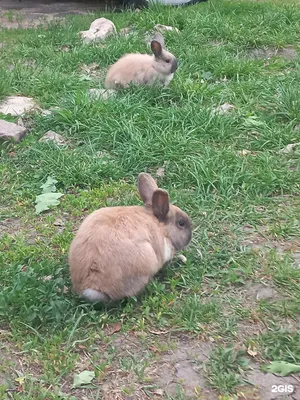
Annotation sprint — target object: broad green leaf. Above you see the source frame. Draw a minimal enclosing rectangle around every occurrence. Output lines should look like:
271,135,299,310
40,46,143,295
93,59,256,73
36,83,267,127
40,176,58,194
35,192,63,214
267,361,300,376
72,370,95,388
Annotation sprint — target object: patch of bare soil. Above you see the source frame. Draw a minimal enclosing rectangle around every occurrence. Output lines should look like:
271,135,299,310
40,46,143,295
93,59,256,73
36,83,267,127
89,334,216,399
205,280,297,343
248,46,298,60
69,332,300,399
0,216,40,245
0,0,120,29
0,334,27,393
1,329,300,399
0,346,14,388
240,224,300,269
155,337,214,399
244,283,279,301
0,212,74,243
56,333,217,399
246,365,299,400
0,217,22,238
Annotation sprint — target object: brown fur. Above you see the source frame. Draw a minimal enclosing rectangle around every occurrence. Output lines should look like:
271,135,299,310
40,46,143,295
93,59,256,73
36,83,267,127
104,34,178,89
68,173,191,302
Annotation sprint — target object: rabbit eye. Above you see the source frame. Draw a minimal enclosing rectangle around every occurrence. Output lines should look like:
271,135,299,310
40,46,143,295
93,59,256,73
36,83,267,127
165,59,171,63
177,219,185,228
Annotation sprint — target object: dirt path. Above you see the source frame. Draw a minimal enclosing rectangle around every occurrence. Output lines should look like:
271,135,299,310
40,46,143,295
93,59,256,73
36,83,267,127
0,0,119,28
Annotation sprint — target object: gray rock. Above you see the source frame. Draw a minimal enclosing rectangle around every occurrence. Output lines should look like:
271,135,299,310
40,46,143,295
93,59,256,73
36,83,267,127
0,96,37,116
79,18,116,43
249,46,297,60
0,119,27,142
213,103,235,114
39,130,66,146
154,24,179,33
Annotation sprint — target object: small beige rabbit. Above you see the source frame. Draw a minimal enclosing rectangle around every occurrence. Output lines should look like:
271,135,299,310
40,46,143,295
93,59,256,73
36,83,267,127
69,173,191,303
104,33,178,89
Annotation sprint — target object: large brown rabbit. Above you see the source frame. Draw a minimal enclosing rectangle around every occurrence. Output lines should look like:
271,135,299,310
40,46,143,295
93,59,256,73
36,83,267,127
69,173,192,303
104,33,178,89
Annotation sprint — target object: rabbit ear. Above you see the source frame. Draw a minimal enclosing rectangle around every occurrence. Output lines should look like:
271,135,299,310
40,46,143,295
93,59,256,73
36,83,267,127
152,32,165,48
152,189,170,221
151,40,163,57
138,173,158,206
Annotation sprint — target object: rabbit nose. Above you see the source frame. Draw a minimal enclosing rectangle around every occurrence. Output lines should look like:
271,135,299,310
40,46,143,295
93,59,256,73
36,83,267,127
171,59,178,73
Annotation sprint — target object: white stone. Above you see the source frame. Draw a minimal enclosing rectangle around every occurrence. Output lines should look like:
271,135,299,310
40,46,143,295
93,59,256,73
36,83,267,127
88,88,116,100
80,18,116,43
39,130,66,146
80,29,97,42
213,103,235,115
0,96,37,116
154,24,180,33
279,142,300,154
0,119,27,142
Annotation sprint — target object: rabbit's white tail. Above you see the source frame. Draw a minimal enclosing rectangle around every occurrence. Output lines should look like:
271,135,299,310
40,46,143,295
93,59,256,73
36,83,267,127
82,289,110,303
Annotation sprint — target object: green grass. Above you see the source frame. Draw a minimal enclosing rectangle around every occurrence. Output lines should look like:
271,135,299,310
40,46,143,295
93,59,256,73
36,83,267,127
1,0,300,398
206,345,249,393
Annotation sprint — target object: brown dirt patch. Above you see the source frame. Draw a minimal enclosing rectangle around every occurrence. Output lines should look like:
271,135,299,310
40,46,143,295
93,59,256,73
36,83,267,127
0,0,120,29
2,329,300,399
0,216,40,245
240,223,300,269
0,217,22,238
156,337,214,399
246,365,300,400
243,283,280,301
93,333,216,399
73,332,300,399
0,333,28,391
0,345,15,388
56,333,216,399
248,46,298,60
